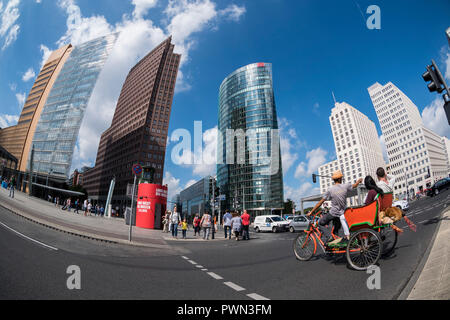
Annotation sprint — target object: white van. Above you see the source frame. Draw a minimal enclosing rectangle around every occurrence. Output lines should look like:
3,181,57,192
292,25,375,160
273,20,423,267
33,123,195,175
253,215,290,233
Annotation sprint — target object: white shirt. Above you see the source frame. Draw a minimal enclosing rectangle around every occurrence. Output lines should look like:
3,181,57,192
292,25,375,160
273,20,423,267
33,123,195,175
377,174,396,193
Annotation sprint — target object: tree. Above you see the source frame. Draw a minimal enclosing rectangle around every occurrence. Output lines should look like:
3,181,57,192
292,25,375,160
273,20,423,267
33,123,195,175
283,199,296,215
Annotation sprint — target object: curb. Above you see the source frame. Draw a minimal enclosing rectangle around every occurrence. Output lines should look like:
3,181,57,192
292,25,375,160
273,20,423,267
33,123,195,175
396,204,449,300
0,200,173,250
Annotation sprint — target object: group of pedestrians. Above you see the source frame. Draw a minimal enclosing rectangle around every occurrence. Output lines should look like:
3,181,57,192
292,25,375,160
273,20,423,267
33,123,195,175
162,206,252,242
53,196,105,217
223,210,251,241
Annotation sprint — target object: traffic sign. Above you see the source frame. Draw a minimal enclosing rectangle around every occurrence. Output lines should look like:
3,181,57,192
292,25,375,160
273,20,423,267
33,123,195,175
132,164,142,176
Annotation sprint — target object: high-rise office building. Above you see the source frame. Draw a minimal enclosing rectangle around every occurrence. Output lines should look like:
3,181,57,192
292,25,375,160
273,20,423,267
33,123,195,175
0,45,72,174
368,82,449,198
217,63,284,217
83,37,180,207
30,33,118,179
319,102,385,205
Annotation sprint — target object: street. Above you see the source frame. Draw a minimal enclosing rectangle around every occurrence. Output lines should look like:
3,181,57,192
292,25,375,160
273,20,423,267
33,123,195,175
0,190,448,300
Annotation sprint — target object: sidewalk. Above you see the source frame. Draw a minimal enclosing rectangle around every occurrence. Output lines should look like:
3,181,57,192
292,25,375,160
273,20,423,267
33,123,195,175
406,206,450,300
0,188,181,249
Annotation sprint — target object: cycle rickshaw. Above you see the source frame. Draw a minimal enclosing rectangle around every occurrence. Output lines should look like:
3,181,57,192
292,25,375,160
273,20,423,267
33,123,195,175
293,192,402,271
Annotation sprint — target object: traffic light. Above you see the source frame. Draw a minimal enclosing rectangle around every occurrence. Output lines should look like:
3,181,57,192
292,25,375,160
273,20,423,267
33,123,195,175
141,166,155,183
312,174,317,184
422,60,445,93
214,186,220,198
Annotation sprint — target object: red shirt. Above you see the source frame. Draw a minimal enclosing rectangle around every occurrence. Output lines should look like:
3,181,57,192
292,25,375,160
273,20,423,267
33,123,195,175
241,213,250,226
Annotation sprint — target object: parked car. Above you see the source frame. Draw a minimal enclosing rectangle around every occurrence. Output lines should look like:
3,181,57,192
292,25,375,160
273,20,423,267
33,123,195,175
393,199,409,211
253,215,290,233
427,178,450,197
288,215,310,233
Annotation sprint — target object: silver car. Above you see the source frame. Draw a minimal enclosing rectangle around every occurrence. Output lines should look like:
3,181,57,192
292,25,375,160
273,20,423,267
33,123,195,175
288,215,310,233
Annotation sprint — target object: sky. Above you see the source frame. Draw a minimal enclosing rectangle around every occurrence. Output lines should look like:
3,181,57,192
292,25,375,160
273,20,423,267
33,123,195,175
0,0,449,208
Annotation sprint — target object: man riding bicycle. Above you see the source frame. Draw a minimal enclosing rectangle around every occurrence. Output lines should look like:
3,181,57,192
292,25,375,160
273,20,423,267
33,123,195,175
307,170,362,246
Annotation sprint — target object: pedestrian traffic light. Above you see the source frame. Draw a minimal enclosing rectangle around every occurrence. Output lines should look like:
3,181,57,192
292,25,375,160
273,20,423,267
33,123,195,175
422,60,445,93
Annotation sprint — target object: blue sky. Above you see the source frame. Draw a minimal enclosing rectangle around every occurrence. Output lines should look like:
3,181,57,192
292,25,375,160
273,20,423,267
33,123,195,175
0,0,449,207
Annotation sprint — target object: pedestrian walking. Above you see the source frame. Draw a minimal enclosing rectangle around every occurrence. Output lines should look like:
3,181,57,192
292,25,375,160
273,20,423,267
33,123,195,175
171,207,180,238
100,206,105,217
193,213,201,236
162,211,170,233
84,199,88,216
87,202,92,216
231,211,242,241
74,199,79,214
67,198,71,212
8,176,15,198
223,210,232,239
200,211,212,240
241,210,251,240
181,218,188,239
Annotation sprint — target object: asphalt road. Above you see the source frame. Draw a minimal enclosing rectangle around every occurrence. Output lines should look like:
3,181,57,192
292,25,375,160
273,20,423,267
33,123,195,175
0,190,448,300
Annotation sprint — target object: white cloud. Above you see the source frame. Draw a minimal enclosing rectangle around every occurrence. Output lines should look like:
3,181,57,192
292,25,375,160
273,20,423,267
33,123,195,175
305,147,328,175
219,4,246,21
15,92,26,108
279,117,303,174
422,97,450,138
132,0,158,19
163,171,182,201
294,162,306,179
0,114,19,128
22,68,36,82
0,0,20,50
39,44,52,69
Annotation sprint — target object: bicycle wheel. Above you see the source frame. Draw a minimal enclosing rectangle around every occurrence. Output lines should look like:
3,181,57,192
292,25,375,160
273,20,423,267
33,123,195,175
379,225,398,257
346,229,382,271
293,232,316,261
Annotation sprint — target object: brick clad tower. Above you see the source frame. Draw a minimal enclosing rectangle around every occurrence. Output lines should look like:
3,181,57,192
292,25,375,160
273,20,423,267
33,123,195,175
84,37,181,207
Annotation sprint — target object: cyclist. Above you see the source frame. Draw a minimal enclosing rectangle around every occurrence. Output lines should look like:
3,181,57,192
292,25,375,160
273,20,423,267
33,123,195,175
307,170,362,245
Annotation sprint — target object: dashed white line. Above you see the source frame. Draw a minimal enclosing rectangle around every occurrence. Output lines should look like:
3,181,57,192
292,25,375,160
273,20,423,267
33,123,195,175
247,293,270,300
181,256,189,260
0,221,58,251
195,265,204,268
224,282,246,292
207,272,223,280
187,260,197,265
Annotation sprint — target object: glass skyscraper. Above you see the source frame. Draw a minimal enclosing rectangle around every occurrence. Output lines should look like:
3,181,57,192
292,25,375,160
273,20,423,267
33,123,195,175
217,63,284,217
31,33,118,178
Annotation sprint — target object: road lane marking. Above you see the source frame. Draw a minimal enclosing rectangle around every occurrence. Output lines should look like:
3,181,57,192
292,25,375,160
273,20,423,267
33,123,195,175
187,260,197,265
207,272,223,280
201,268,208,271
181,256,189,260
0,221,58,251
247,293,270,300
195,265,204,268
224,282,245,292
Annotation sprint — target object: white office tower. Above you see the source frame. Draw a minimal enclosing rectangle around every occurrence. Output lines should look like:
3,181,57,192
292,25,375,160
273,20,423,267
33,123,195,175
319,102,385,206
368,82,449,198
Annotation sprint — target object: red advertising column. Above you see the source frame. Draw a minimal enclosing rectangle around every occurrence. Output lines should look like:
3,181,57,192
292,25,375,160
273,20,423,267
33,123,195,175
136,183,167,229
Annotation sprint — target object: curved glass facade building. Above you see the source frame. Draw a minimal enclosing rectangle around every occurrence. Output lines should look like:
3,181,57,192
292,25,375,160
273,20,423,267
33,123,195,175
31,33,118,178
217,63,284,217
